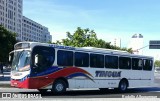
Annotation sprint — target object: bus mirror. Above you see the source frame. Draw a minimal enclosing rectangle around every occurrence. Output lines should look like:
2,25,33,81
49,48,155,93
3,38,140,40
9,52,14,64
8,55,12,65
9,55,11,62
35,54,38,66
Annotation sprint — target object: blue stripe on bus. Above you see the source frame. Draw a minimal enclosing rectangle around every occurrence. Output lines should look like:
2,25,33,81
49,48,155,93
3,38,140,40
30,66,61,77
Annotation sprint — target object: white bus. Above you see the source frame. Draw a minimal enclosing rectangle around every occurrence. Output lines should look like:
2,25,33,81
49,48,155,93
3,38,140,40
9,42,154,93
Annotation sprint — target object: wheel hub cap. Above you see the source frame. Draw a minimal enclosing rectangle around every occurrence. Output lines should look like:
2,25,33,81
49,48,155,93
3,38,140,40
56,84,63,91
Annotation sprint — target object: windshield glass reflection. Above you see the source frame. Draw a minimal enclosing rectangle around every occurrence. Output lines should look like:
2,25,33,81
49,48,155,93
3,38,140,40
11,50,31,72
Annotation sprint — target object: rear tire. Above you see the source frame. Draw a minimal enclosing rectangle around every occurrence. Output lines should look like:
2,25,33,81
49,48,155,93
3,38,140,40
52,80,67,94
118,80,128,92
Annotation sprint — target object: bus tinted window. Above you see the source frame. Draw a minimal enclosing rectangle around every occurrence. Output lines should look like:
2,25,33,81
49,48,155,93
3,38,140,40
57,50,73,66
119,57,131,69
90,54,104,68
32,46,55,73
132,58,143,70
143,59,152,71
105,55,118,69
75,52,89,67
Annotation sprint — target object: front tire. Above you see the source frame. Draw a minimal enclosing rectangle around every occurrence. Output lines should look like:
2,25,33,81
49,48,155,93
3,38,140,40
52,80,67,94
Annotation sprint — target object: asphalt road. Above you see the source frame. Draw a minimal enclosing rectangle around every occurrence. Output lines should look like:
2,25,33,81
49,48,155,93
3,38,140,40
0,87,160,99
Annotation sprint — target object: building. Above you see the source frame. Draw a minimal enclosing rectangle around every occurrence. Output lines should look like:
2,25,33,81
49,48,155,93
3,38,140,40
111,38,121,47
22,16,52,42
128,34,144,54
0,0,52,42
0,0,23,41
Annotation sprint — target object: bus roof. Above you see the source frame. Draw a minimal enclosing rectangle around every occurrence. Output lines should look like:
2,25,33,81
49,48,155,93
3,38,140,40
14,42,153,59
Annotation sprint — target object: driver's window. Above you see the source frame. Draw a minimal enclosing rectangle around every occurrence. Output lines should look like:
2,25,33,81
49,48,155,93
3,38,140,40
32,46,55,73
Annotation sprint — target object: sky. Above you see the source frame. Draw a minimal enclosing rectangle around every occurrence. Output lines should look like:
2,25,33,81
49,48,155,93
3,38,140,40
23,0,160,59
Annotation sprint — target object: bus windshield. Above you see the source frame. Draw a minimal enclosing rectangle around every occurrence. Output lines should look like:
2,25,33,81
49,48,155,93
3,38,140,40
11,50,31,72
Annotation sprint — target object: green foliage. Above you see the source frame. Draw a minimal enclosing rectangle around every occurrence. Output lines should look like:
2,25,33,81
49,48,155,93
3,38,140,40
154,60,160,67
62,27,98,47
0,25,17,63
60,27,133,53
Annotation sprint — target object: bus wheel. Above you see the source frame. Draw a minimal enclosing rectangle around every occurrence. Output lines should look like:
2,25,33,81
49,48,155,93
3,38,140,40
118,80,128,92
52,80,67,94
38,89,47,93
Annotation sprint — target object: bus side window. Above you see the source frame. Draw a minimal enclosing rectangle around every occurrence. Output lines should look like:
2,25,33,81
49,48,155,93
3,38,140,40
138,59,143,69
35,54,47,67
119,57,131,69
90,54,104,68
57,50,73,67
105,55,118,69
75,52,89,67
132,58,142,70
143,59,152,71
32,46,55,73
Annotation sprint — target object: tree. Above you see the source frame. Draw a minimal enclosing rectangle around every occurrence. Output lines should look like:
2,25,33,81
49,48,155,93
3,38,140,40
0,25,17,63
61,27,133,53
62,27,99,47
155,60,160,68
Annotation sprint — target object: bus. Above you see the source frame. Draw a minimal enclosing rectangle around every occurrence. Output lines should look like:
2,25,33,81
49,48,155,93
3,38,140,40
9,42,154,93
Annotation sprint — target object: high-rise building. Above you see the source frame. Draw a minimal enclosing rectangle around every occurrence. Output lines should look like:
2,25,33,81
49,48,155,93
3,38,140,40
22,16,52,42
111,38,121,47
0,0,23,41
128,34,144,54
0,0,52,42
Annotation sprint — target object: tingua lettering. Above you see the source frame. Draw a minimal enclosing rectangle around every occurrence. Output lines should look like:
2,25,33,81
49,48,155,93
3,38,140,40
95,71,121,77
